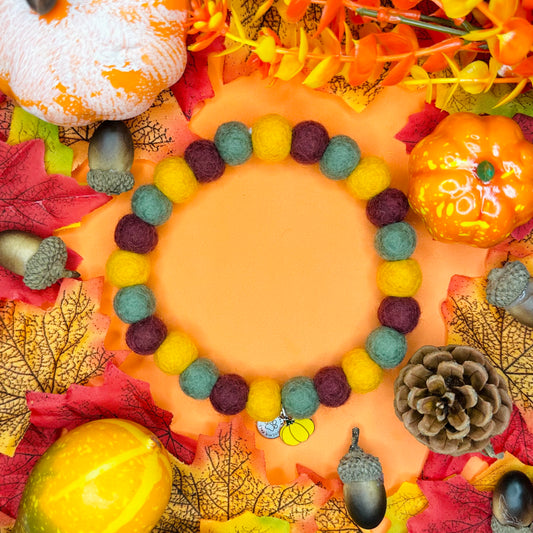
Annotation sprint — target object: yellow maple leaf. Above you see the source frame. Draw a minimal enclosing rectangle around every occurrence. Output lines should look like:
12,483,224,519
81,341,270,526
0,278,126,456
385,482,428,533
472,453,533,492
200,511,290,532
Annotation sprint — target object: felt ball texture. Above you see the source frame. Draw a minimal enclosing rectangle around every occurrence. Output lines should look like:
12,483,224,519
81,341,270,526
341,348,384,393
367,188,410,227
377,258,422,297
125,315,167,355
319,135,361,180
374,222,417,261
180,358,220,399
153,156,198,203
290,121,329,164
114,214,158,254
131,185,173,226
313,366,351,407
113,284,156,324
252,114,292,162
184,139,225,182
378,296,420,334
214,121,253,165
154,330,199,375
210,374,250,415
106,249,150,288
281,376,320,419
246,378,282,421
365,326,407,369
346,156,391,200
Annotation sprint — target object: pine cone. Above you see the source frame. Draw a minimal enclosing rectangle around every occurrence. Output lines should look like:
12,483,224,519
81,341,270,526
394,345,512,456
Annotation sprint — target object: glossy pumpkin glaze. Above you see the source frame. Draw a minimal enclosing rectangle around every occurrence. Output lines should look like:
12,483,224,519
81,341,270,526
1,0,188,126
408,112,533,247
14,419,173,533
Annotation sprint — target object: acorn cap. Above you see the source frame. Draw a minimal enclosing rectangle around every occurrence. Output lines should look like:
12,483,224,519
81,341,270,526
486,261,530,307
490,515,530,533
337,428,384,484
87,169,135,196
23,236,80,290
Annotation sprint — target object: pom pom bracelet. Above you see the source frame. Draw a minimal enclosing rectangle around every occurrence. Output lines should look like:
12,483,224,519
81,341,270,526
106,114,422,442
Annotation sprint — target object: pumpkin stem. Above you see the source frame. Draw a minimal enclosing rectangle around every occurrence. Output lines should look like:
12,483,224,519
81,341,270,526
477,160,495,183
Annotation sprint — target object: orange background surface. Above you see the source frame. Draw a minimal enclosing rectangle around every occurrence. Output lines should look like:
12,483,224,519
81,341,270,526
62,73,490,531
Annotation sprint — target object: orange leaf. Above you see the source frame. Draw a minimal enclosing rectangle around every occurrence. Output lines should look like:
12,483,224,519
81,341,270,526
274,53,304,80
491,17,533,65
422,38,464,72
0,278,127,456
314,0,344,36
303,56,342,88
381,54,416,85
153,417,330,531
347,34,377,86
392,0,423,8
512,55,533,76
286,0,312,22
375,31,413,55
395,24,419,51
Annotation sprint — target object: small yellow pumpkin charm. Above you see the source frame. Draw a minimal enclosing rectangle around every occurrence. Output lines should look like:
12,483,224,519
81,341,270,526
1,0,188,126
279,418,315,446
13,419,173,533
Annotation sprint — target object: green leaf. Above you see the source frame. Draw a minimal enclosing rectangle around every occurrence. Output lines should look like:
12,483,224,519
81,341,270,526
7,107,73,176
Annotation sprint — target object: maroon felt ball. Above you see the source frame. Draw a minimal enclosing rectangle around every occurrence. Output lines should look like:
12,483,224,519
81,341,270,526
290,120,329,164
114,213,158,254
209,374,249,415
313,366,351,407
184,139,226,183
366,188,409,227
125,315,167,355
378,296,421,334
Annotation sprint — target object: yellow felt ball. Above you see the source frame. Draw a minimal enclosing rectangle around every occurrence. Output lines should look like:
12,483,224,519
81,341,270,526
154,331,199,375
377,258,422,297
346,156,391,200
105,250,150,288
246,378,282,421
341,348,383,393
153,156,198,204
251,114,292,162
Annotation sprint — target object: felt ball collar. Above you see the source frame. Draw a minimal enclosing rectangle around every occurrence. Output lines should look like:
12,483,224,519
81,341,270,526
106,114,422,440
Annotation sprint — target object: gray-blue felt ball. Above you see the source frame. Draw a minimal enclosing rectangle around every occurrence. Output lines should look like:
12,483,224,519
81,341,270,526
180,358,220,399
281,376,320,419
374,222,417,261
366,326,407,369
131,184,173,226
319,135,361,180
113,284,156,324
214,121,253,166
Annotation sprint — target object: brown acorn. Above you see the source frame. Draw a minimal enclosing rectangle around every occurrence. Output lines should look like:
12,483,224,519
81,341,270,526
492,470,533,529
87,121,135,195
25,0,57,14
0,231,80,290
337,428,387,529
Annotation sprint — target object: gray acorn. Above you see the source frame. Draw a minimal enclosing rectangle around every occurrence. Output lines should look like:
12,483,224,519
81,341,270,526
25,0,57,14
492,470,533,530
0,231,80,290
337,427,387,530
87,121,135,195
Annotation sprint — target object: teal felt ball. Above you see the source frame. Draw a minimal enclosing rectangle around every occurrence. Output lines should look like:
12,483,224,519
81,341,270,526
374,222,417,261
319,135,361,180
281,376,320,419
365,326,407,369
214,121,253,166
179,358,220,399
131,184,173,226
113,284,156,324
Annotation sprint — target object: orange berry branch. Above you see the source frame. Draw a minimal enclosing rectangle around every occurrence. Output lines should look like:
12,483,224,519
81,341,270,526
188,0,533,106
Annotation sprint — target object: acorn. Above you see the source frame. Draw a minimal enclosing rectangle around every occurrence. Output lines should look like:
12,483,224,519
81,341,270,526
87,121,135,195
25,0,57,14
492,470,533,529
0,231,80,290
337,427,387,529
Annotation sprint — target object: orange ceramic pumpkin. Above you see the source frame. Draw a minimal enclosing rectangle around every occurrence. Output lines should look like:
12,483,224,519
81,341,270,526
408,112,533,248
14,419,173,533
1,0,188,126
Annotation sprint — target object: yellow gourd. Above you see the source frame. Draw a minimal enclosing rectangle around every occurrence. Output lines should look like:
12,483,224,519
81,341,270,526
1,0,188,126
279,418,315,446
14,419,173,533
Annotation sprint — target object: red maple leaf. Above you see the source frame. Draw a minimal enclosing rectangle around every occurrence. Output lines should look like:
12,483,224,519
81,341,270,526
27,363,196,464
421,452,496,481
171,36,225,120
409,476,492,532
0,138,109,304
394,103,449,154
492,405,533,465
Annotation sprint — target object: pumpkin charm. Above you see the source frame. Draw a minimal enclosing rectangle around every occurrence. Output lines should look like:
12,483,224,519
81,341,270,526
279,417,315,446
13,419,173,533
408,112,533,248
1,0,188,126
